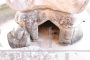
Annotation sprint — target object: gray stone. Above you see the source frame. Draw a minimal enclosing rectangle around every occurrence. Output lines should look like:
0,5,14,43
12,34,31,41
7,26,31,48
15,11,38,41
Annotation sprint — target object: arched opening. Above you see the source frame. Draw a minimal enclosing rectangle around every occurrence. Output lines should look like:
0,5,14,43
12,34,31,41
38,20,60,43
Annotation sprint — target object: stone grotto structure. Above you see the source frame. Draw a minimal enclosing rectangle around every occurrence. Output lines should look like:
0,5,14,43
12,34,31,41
7,0,89,48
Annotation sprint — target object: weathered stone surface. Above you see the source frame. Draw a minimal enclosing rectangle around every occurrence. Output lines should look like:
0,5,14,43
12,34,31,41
6,0,86,46
7,0,89,13
15,11,38,40
15,9,83,45
7,25,31,48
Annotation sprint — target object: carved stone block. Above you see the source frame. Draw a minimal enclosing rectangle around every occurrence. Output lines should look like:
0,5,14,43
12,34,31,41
15,9,83,45
7,0,88,47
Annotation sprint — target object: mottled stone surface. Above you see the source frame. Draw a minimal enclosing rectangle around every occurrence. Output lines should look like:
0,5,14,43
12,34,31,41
7,0,89,13
7,25,31,48
15,9,83,45
15,10,38,40
7,0,87,47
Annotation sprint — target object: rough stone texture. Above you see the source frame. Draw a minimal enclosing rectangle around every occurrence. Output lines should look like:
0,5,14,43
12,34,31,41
7,25,31,48
7,0,87,47
7,0,89,13
15,11,38,40
15,9,83,45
